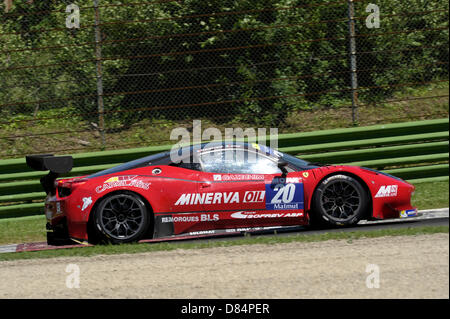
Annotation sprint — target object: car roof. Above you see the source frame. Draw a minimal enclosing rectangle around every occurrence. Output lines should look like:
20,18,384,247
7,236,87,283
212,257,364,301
87,141,313,179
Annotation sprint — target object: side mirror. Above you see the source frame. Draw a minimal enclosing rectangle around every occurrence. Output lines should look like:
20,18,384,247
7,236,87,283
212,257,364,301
277,159,288,176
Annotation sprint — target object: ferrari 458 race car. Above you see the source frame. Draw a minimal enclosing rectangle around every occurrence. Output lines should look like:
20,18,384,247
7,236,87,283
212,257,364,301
26,142,417,245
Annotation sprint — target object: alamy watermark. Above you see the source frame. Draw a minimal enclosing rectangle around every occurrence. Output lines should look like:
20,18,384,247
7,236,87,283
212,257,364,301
65,4,80,29
365,263,380,288
65,263,80,289
169,120,279,164
366,4,380,29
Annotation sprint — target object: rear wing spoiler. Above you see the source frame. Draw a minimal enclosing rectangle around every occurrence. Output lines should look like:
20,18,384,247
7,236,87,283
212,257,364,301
26,154,73,195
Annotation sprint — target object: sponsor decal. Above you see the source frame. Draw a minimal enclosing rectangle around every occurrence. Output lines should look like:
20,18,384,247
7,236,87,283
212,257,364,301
302,172,309,178
242,190,265,203
265,180,304,210
231,211,303,219
189,230,216,236
226,228,249,233
252,143,261,150
272,177,300,184
175,192,241,205
218,174,264,181
81,197,92,211
252,142,282,158
96,175,150,193
104,176,120,183
213,174,222,181
56,202,62,215
400,209,417,218
162,216,198,223
375,185,398,198
162,213,219,223
174,191,265,205
225,226,279,233
226,227,261,232
174,180,303,210
201,213,220,222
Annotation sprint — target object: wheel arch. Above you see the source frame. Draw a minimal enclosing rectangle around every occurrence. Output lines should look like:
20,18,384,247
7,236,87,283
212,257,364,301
309,171,373,220
86,189,155,243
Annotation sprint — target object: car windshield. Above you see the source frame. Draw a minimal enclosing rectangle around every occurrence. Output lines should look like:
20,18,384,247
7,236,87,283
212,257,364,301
199,148,281,174
280,152,312,169
87,151,170,179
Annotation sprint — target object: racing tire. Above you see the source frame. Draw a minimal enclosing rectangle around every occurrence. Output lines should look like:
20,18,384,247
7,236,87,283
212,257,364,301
93,191,150,244
311,174,369,227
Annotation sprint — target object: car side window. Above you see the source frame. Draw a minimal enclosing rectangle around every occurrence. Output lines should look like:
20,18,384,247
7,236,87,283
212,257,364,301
169,153,202,171
170,162,202,171
199,149,281,174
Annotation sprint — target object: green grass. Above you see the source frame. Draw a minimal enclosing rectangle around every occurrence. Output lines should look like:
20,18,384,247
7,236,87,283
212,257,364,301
0,215,46,245
411,181,449,210
0,181,447,247
0,225,447,262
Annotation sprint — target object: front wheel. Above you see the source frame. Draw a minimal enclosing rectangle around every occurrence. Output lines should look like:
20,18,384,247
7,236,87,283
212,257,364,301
311,174,369,227
93,191,150,244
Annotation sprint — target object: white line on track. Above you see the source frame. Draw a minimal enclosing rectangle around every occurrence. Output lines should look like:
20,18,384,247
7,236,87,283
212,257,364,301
0,244,19,253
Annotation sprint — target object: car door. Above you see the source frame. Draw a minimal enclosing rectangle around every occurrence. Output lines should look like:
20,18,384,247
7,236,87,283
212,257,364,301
150,156,203,237
196,146,305,231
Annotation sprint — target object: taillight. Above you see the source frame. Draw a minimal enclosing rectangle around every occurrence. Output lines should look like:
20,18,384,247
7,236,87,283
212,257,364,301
58,186,72,198
57,178,87,198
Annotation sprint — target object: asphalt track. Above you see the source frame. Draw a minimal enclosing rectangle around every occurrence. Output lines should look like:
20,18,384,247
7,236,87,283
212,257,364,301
188,208,449,243
0,208,448,253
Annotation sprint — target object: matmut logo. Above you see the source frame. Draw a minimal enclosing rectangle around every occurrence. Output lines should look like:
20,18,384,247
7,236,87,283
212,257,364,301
375,185,398,198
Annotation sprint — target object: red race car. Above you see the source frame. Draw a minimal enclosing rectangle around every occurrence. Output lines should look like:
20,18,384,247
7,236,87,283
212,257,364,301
26,142,417,245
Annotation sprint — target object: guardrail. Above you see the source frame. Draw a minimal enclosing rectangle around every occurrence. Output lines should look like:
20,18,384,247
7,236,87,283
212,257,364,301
0,118,448,219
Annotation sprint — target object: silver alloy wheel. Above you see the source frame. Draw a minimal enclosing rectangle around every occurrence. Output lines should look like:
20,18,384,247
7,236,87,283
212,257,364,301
98,194,146,240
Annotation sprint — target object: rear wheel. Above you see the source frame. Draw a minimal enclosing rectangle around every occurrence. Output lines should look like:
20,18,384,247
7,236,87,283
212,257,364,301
311,174,368,227
93,191,150,244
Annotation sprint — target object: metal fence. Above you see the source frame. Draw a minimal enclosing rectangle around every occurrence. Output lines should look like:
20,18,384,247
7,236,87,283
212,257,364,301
0,0,448,159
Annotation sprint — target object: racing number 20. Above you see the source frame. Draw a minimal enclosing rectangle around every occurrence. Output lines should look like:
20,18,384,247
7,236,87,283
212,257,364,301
271,183,296,204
